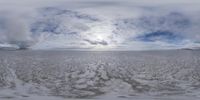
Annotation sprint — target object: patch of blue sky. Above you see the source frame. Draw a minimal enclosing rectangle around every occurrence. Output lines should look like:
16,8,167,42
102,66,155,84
40,7,99,21
31,21,60,34
136,31,184,44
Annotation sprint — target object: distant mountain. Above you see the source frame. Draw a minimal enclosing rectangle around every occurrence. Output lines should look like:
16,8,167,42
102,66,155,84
181,47,200,50
0,44,19,50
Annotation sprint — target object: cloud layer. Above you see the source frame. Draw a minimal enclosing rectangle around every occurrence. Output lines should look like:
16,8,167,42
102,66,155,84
0,0,200,50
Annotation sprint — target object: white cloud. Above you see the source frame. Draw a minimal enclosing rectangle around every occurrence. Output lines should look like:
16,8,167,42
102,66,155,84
0,0,200,50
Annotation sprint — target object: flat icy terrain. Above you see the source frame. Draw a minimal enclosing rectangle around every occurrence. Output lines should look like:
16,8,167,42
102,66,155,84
0,50,200,100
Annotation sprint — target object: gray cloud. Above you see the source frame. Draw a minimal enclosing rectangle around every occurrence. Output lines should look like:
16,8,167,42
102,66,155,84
113,10,200,49
0,13,36,49
84,39,108,46
0,0,200,50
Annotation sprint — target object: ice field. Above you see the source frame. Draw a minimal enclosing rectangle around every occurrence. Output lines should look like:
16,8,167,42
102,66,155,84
0,50,200,100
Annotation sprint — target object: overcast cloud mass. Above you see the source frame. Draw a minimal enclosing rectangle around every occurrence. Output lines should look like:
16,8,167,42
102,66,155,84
0,0,200,50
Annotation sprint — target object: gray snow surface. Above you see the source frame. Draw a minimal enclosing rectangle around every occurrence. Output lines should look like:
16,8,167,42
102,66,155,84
0,50,200,100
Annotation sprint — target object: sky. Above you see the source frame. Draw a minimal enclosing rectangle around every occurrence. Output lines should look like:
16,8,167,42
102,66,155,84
0,0,200,50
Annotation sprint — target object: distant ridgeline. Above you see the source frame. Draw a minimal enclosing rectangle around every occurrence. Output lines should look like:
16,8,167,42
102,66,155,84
0,41,33,50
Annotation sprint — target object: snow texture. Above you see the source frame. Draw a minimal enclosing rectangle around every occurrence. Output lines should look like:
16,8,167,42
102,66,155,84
0,50,200,100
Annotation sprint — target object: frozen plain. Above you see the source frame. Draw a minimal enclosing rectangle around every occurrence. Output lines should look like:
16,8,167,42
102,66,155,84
0,50,200,100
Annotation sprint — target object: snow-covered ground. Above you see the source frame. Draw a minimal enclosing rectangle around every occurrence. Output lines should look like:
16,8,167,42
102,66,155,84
0,50,200,100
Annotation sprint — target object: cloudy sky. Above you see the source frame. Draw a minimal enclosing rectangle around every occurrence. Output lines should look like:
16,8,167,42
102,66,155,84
0,0,200,50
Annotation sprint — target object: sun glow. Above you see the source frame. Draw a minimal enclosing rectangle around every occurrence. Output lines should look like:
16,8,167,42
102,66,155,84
83,21,115,50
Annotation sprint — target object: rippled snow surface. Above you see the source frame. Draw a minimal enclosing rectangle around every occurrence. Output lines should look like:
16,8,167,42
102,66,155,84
0,50,200,100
